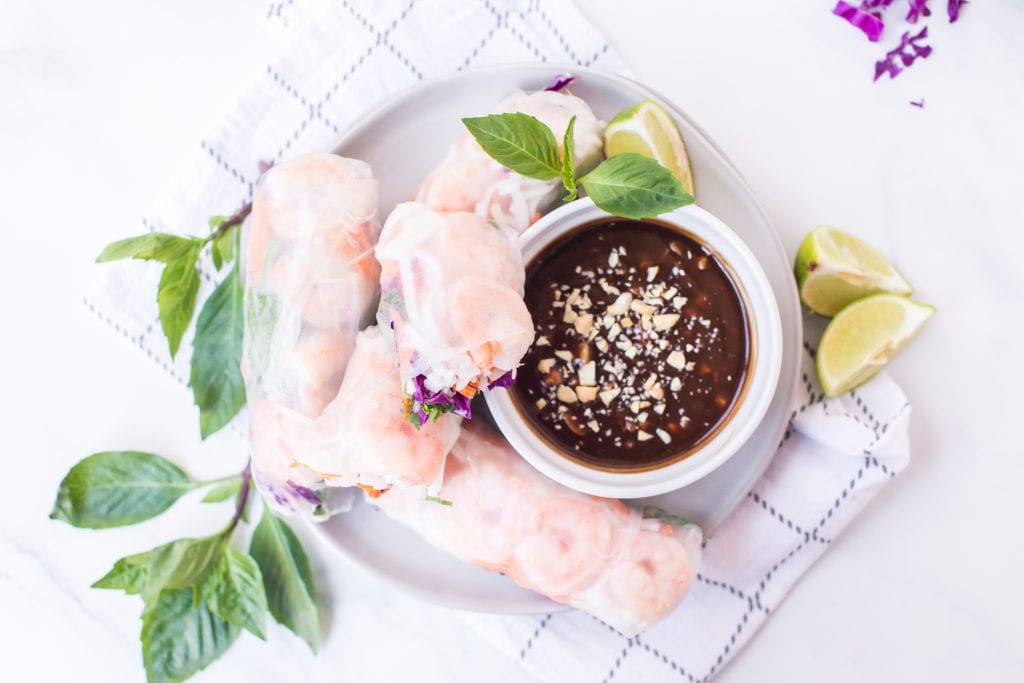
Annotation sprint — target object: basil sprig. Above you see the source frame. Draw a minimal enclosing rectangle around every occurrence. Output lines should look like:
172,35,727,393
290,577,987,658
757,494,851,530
97,203,252,440
52,455,320,682
50,451,207,528
462,110,694,219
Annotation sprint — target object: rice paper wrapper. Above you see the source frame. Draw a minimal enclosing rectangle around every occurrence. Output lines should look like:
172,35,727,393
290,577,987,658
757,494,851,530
376,202,534,397
242,153,381,515
374,423,702,637
416,89,604,234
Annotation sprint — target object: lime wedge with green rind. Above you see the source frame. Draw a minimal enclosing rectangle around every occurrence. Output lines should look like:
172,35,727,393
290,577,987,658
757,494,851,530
816,294,934,397
795,226,912,317
604,100,695,196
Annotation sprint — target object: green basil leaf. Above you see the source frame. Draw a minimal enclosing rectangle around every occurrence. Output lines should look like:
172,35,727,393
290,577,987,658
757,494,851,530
211,228,236,272
93,551,151,594
462,113,561,181
201,549,267,640
189,265,245,438
141,586,239,683
249,508,319,652
640,505,693,529
96,233,200,264
50,451,194,529
157,244,202,358
201,480,241,504
561,115,578,201
578,153,694,219
142,535,225,603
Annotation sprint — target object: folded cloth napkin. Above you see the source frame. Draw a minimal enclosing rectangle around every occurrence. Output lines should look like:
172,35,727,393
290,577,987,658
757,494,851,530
86,1,912,681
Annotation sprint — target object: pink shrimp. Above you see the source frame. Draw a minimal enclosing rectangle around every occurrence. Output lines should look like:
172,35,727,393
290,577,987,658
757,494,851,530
373,424,703,636
289,326,461,490
243,153,381,513
416,89,605,234
375,202,533,396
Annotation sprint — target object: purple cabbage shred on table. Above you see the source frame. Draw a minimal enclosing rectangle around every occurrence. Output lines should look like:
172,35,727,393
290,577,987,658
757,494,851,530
905,0,931,22
833,1,885,41
910,98,925,108
947,0,966,22
832,0,968,81
874,26,932,81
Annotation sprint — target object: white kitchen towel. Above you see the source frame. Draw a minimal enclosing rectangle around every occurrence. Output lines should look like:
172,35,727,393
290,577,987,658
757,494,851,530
85,1,912,681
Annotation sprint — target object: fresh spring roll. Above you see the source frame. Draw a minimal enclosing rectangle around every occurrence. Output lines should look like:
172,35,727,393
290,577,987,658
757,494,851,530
285,326,462,492
243,152,380,512
376,202,534,423
416,88,604,234
373,424,703,636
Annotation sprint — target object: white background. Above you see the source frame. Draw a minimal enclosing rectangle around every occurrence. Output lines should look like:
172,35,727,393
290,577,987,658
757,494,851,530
2,1,1023,681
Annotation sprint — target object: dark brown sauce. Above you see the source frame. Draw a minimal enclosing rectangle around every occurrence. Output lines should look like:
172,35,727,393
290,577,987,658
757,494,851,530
512,218,750,471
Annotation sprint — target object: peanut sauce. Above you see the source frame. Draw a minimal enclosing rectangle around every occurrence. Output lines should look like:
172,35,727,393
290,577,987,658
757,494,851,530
512,219,750,471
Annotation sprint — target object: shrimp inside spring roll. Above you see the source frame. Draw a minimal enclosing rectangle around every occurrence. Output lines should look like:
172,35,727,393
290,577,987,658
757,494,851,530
376,202,534,424
373,423,703,636
243,153,381,512
288,326,462,493
416,89,604,234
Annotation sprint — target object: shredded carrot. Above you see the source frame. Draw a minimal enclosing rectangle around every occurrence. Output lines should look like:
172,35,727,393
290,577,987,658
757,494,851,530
357,483,386,498
457,381,479,399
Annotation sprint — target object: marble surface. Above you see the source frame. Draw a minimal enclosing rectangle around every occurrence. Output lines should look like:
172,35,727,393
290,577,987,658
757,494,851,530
2,0,1023,681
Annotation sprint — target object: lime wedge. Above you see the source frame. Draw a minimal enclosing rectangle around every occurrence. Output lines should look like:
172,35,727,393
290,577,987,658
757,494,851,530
795,226,912,316
604,100,695,196
817,294,934,397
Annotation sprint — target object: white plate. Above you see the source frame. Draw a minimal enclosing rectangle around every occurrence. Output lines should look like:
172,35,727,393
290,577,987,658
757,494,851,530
308,63,802,614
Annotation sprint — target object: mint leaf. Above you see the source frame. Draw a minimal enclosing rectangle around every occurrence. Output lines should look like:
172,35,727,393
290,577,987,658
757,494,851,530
561,115,578,201
462,113,561,181
157,244,202,358
201,549,267,640
189,264,245,439
142,535,225,604
249,508,319,652
578,153,694,219
96,233,200,264
50,451,194,529
141,586,239,683
93,551,151,594
201,480,241,504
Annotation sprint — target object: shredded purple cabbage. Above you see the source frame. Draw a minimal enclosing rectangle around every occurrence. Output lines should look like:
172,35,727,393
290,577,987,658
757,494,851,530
947,0,966,22
864,0,897,13
409,374,473,424
874,26,932,80
833,0,969,82
910,98,925,108
545,74,575,92
905,0,931,22
834,1,885,41
487,370,516,390
256,479,290,508
286,480,322,506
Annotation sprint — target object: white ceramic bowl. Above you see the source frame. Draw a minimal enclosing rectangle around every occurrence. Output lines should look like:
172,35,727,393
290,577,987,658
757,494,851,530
486,198,783,498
